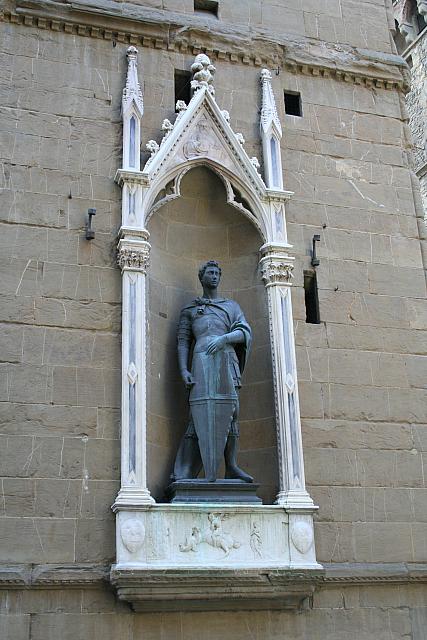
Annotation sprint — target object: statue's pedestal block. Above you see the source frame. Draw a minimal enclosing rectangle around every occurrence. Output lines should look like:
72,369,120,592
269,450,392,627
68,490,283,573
166,479,262,504
111,503,323,611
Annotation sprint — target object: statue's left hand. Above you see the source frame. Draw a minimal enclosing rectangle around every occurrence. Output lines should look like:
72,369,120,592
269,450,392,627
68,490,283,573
206,335,227,354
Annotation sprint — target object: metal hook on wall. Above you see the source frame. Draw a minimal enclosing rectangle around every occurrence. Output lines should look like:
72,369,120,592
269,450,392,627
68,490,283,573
85,208,96,241
311,234,320,267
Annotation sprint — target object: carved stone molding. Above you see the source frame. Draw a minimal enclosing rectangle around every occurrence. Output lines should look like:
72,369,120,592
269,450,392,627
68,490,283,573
1,562,426,590
117,238,150,273
260,257,294,286
111,567,323,611
5,1,408,91
0,564,109,588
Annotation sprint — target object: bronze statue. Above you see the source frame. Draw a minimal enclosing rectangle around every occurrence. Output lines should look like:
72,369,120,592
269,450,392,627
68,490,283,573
171,260,253,484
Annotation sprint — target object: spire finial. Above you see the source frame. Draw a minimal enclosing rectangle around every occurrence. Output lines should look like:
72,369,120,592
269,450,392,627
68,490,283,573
260,68,281,136
122,46,144,116
191,53,216,96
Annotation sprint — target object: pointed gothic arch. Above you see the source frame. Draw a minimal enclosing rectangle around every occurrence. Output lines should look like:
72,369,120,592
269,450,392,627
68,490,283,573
144,158,267,241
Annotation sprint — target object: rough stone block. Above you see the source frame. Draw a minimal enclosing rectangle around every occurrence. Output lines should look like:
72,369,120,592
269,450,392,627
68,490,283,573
3,191,66,228
0,324,23,363
325,383,390,421
391,236,424,268
302,419,413,451
320,290,409,329
51,366,78,405
0,517,75,563
0,434,64,478
368,263,426,297
77,233,117,269
85,438,120,480
3,478,35,517
305,448,358,486
34,478,82,518
80,480,118,518
33,297,121,332
317,258,370,293
0,402,97,437
388,388,427,423
406,355,427,389
299,381,325,418
75,517,115,563
0,614,30,640
30,611,133,640
5,362,51,405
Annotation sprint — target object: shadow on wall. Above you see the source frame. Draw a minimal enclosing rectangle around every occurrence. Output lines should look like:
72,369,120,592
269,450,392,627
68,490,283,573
147,166,278,503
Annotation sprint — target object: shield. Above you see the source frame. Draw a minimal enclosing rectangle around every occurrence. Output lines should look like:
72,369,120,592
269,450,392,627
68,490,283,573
189,350,236,482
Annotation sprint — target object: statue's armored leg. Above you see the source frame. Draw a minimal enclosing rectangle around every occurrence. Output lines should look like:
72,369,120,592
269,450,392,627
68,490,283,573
171,416,202,481
224,400,253,483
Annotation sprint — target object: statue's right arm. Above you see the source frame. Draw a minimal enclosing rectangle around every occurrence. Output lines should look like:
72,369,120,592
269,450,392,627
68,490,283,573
177,308,193,387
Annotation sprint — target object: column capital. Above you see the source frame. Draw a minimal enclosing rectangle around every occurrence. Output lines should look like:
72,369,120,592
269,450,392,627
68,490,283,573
117,233,150,273
259,243,294,287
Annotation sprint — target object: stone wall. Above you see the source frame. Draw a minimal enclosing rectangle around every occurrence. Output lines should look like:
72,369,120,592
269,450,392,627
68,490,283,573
279,64,427,566
0,0,426,637
0,582,426,639
406,33,427,217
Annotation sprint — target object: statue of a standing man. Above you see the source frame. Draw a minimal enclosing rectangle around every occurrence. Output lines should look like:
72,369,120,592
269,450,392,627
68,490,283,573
171,260,253,484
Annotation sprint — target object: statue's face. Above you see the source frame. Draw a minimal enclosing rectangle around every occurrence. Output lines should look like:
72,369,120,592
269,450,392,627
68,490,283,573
201,265,220,290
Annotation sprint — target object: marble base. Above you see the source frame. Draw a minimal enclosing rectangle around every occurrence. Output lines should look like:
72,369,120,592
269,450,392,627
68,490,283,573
111,566,324,611
112,504,322,611
166,479,262,504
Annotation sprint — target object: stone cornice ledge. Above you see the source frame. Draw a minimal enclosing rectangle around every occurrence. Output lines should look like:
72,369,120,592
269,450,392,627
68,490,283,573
0,563,110,588
3,0,410,90
110,567,324,612
323,562,427,584
0,562,426,588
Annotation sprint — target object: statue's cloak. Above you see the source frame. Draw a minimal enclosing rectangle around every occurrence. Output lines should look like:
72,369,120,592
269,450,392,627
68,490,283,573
182,297,252,378
177,297,252,481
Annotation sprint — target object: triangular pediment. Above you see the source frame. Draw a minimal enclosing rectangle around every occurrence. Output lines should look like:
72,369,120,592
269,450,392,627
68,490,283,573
142,87,266,198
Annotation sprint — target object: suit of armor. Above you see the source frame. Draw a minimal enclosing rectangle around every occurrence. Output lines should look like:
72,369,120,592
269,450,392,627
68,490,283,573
171,262,253,483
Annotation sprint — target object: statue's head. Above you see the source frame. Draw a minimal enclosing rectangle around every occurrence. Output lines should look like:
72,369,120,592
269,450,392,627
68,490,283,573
198,260,221,289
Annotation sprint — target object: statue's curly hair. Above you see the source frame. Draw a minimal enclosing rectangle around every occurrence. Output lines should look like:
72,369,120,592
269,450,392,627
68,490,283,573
198,260,222,282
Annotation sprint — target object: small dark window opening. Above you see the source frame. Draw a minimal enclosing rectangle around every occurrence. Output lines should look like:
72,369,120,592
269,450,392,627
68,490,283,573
194,0,218,16
174,70,192,105
304,271,320,324
284,91,302,117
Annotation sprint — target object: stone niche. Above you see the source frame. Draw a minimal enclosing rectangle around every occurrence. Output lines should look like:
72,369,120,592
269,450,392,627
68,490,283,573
111,49,322,613
146,166,278,504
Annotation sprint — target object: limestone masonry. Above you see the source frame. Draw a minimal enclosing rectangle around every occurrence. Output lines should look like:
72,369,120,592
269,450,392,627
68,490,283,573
0,0,426,638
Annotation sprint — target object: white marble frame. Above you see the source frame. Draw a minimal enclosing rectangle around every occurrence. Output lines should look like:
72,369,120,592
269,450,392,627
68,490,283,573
114,49,317,520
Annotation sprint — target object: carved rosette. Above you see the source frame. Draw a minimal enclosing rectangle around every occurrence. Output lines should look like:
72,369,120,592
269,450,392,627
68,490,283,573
260,256,294,287
117,240,150,273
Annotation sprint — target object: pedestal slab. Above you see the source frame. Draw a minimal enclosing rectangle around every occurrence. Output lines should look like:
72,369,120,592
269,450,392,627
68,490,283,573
166,480,262,504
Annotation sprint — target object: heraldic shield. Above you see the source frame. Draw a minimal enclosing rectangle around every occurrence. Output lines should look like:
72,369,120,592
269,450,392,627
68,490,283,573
189,348,238,482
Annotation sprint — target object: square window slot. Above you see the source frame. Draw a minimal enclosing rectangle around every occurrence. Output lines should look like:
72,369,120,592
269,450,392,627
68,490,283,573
284,91,302,117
